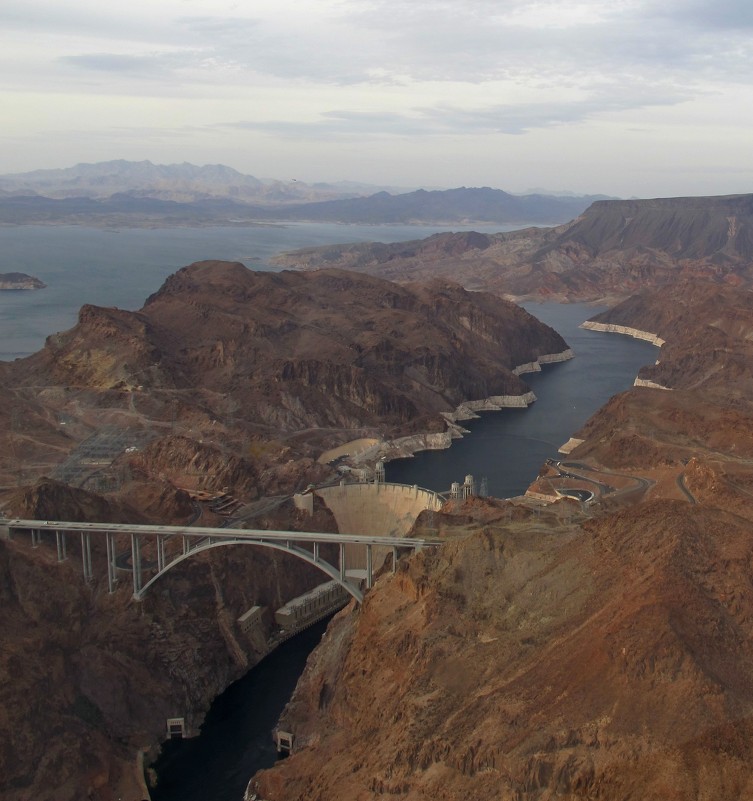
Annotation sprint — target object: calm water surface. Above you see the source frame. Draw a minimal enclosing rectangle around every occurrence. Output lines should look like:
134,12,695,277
151,618,331,801
0,222,509,359
387,302,658,498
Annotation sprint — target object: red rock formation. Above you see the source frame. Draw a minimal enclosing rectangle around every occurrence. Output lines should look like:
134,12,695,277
1,262,569,498
252,501,753,801
0,480,340,801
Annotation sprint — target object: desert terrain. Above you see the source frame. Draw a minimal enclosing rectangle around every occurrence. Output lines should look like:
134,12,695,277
251,276,753,801
274,193,753,302
4,194,753,799
0,259,568,800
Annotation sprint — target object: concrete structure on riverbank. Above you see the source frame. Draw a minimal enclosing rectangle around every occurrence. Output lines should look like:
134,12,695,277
316,482,443,539
315,482,444,571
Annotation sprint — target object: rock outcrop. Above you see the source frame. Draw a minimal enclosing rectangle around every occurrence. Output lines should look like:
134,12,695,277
0,480,341,801
247,274,753,801
0,271,46,290
252,500,753,801
1,262,569,497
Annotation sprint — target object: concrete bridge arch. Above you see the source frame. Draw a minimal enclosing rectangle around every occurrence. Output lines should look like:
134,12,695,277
2,520,439,603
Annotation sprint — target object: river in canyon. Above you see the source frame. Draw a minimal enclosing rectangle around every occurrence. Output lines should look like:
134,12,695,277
149,304,658,799
150,617,332,801
387,302,659,498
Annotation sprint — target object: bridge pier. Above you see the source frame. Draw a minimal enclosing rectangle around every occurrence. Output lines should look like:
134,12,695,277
157,535,166,572
80,532,93,582
131,533,142,596
6,519,439,604
56,530,67,562
392,546,398,574
105,533,116,593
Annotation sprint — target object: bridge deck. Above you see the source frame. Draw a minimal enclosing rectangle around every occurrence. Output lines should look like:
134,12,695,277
3,519,440,549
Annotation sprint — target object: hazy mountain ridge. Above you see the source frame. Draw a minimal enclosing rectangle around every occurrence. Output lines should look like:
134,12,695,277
0,159,346,204
0,160,605,226
247,186,603,225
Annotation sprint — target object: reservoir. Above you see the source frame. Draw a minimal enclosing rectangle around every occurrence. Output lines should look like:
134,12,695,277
387,302,659,498
0,222,509,360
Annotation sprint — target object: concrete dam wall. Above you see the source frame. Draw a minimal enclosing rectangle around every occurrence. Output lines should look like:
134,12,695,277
316,482,443,538
316,482,443,571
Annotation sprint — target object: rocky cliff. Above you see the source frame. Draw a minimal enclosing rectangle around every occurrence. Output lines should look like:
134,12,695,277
245,274,753,800
551,282,753,475
586,282,753,394
0,260,573,799
0,479,339,801
252,499,753,801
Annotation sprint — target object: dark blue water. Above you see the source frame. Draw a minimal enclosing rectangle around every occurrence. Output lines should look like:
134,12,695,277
0,222,510,360
151,617,331,801
387,302,658,498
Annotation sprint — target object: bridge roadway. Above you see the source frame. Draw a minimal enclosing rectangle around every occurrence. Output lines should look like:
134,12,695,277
1,518,441,604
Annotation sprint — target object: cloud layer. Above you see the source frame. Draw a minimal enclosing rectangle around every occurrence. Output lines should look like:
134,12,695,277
1,0,752,195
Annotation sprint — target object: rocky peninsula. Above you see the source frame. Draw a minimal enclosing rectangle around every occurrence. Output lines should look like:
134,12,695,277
0,271,46,290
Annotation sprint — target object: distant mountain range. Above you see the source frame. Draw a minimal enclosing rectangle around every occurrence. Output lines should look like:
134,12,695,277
273,193,753,302
0,160,609,227
0,159,356,204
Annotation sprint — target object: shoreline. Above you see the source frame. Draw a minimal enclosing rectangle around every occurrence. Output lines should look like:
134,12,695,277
556,319,668,454
352,349,574,466
579,320,665,347
580,319,671,391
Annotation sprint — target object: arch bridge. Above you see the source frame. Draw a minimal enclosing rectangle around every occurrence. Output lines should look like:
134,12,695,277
0,518,440,604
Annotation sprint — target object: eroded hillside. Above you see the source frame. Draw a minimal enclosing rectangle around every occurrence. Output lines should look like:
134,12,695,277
250,278,753,800
252,499,753,801
0,261,569,505
273,193,753,301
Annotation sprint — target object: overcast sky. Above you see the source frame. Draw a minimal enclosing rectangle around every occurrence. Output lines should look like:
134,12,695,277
1,0,752,197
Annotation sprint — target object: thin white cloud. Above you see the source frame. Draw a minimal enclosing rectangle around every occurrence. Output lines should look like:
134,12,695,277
226,78,692,139
60,53,177,74
1,0,753,195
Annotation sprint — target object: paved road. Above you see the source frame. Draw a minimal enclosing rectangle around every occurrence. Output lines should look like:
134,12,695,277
558,460,654,501
676,472,697,504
